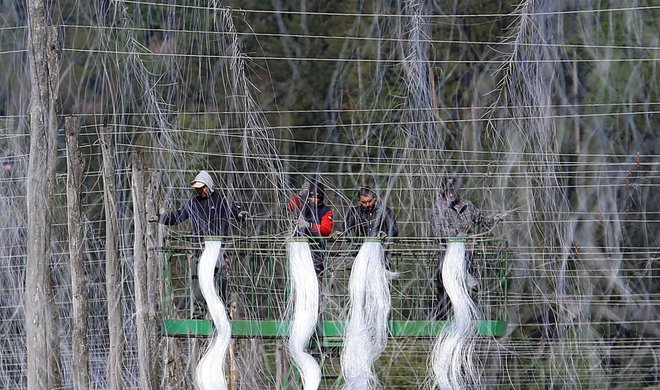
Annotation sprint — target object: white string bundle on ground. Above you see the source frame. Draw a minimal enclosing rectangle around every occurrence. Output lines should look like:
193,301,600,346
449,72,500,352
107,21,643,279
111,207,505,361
341,240,392,390
431,240,481,390
287,240,321,390
196,240,231,390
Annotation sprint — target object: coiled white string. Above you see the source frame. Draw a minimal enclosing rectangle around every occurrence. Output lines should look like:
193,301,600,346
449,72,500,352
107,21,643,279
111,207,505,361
196,240,232,390
341,240,392,390
288,240,322,389
431,241,481,390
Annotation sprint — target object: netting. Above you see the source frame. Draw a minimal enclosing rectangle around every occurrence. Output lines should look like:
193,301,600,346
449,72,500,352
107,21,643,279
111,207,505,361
0,0,657,389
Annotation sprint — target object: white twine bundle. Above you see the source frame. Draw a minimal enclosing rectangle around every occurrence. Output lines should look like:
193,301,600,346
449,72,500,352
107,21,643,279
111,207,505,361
288,240,322,389
341,240,392,390
196,240,232,390
431,241,481,390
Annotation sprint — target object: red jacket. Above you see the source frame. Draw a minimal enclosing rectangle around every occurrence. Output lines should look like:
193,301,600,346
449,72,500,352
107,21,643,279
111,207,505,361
288,195,333,236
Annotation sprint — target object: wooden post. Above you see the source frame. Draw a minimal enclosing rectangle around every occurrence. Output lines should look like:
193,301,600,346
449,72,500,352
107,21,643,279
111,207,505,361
162,338,186,389
146,167,162,386
26,1,62,388
132,152,158,389
101,126,123,390
229,293,239,390
66,116,90,389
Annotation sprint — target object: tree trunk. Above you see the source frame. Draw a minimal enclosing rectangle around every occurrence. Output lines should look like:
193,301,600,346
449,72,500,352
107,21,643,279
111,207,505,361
132,152,152,389
66,116,90,389
25,1,62,389
228,293,238,390
132,151,162,389
162,338,186,389
101,126,123,390
146,167,163,387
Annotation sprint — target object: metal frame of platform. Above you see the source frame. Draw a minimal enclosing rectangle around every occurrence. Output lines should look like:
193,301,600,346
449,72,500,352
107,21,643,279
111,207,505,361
159,235,510,340
162,319,507,338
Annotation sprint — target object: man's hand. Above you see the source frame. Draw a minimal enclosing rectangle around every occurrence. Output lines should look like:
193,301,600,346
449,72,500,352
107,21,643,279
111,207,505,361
376,231,388,242
298,180,311,199
147,213,160,223
330,231,343,241
493,213,504,223
296,219,312,230
238,210,250,220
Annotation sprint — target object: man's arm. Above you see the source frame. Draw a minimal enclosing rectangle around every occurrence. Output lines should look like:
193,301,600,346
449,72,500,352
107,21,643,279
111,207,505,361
287,194,304,213
225,196,242,219
314,209,333,236
471,207,499,233
159,201,190,225
385,207,399,237
469,203,501,234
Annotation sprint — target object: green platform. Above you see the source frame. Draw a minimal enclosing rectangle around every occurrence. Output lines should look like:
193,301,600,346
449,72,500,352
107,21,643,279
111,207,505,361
162,319,506,338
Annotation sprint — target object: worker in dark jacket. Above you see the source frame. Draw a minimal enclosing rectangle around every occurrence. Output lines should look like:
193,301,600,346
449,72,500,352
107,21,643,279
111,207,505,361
431,177,501,319
333,187,398,268
159,170,248,242
158,170,249,314
288,179,333,279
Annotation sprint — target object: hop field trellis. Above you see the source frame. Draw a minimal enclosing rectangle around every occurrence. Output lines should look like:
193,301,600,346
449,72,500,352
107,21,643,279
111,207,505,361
0,0,658,389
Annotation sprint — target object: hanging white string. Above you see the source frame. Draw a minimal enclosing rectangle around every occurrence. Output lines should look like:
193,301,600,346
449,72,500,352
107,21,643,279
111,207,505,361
430,240,481,390
287,240,322,390
341,240,392,390
196,240,232,390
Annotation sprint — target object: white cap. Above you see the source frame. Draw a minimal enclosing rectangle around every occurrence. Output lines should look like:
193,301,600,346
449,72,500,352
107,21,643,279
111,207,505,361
190,170,215,191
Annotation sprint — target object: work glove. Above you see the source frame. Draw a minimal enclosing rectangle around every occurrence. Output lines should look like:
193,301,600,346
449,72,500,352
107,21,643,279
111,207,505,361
376,231,388,242
147,213,160,223
238,210,250,220
295,219,312,230
493,213,504,223
330,231,343,241
298,180,311,199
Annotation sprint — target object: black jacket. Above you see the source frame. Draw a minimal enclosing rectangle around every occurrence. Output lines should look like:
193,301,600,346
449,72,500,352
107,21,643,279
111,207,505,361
345,202,398,238
160,190,241,243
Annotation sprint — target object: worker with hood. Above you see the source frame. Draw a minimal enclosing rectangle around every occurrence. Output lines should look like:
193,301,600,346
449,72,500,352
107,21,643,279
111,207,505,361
158,170,249,315
288,178,333,280
159,170,249,241
430,177,502,320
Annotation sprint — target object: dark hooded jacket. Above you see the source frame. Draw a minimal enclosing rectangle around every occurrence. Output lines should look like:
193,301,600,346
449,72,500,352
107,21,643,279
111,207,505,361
160,171,242,244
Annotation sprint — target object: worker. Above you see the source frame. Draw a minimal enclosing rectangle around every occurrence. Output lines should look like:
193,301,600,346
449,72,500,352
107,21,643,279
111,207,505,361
333,186,398,269
288,178,333,280
157,170,249,316
431,177,501,319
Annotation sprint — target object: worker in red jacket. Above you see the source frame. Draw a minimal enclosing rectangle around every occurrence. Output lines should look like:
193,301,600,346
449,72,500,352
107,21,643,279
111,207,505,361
288,178,333,279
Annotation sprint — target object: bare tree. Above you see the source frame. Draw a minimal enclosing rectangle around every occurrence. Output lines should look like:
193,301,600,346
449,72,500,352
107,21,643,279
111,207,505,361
66,116,90,389
100,126,122,390
132,152,162,389
25,0,62,388
145,167,163,387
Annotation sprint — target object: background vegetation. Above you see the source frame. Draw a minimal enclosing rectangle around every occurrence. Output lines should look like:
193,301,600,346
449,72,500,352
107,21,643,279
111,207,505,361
0,0,657,388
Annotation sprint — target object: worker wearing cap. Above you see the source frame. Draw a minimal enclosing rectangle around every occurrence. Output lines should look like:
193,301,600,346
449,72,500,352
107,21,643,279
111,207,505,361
158,170,249,315
159,170,249,242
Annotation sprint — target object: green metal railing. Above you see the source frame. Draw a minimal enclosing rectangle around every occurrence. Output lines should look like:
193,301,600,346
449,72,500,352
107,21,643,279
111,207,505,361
159,235,510,338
